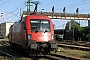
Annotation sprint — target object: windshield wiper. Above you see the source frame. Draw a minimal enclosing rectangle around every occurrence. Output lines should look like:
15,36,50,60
35,30,38,33
35,28,38,33
44,29,48,33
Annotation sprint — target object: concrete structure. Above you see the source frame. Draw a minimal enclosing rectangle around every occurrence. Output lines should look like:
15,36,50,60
0,22,14,38
22,11,90,26
22,11,90,20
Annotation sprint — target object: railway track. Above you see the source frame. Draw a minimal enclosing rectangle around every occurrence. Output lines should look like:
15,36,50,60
0,40,23,59
27,53,83,60
57,41,90,51
0,49,79,60
0,40,84,60
49,53,87,60
0,40,89,60
0,50,16,58
0,40,70,60
57,44,90,51
59,41,90,47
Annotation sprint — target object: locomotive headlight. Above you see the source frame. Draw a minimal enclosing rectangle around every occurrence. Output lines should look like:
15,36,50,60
52,35,54,40
28,34,32,40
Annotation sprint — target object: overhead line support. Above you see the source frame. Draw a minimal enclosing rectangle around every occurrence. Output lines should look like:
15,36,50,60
27,0,30,15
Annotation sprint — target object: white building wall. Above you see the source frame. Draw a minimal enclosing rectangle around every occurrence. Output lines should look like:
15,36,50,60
6,23,14,37
0,24,1,34
1,23,6,38
0,22,14,38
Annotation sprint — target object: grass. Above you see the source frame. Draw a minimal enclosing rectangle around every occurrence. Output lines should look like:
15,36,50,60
0,56,32,60
0,53,32,60
57,47,90,59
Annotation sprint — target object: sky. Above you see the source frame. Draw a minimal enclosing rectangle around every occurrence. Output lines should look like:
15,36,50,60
0,0,89,29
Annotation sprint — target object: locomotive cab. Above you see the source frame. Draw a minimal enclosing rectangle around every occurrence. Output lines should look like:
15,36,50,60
9,15,57,55
25,15,57,55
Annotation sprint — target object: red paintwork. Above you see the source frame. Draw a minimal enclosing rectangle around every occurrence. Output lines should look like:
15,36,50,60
25,15,54,42
10,15,54,43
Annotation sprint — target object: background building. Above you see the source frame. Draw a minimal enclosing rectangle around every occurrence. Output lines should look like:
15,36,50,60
88,20,90,26
0,22,14,38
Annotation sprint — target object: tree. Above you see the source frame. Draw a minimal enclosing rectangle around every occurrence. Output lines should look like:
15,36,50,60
74,24,84,41
65,20,83,41
86,34,90,41
65,20,80,30
82,26,90,41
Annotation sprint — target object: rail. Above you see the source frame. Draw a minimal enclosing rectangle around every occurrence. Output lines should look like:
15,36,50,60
0,50,16,58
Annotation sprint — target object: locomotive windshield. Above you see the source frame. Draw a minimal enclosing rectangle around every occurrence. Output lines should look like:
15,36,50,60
30,19,51,32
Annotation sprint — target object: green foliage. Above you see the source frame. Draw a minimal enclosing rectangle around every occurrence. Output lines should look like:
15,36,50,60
65,20,90,41
86,34,90,38
65,20,83,41
75,26,90,41
65,20,80,30
82,26,90,41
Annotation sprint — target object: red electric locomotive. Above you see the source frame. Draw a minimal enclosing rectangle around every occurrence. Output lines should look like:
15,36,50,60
9,14,57,55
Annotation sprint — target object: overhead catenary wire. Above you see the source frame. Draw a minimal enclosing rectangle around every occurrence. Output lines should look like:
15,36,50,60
1,0,90,18
39,0,90,13
7,1,27,18
38,0,62,11
0,0,10,7
80,8,90,13
0,0,27,22
8,1,26,14
9,5,27,18
38,0,82,12
40,0,74,9
79,1,90,12
40,0,47,4
65,0,89,10
55,0,88,11
54,0,74,12
66,0,89,13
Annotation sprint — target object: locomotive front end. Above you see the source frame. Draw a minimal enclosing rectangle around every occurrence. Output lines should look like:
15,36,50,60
25,15,57,55
27,33,57,55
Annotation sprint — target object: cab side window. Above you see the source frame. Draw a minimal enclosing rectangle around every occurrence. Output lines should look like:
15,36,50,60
21,22,26,29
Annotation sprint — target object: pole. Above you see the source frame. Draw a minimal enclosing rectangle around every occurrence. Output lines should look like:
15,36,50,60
63,24,64,41
73,25,74,41
28,0,30,12
20,8,22,19
20,8,22,16
27,0,30,15
73,21,74,41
